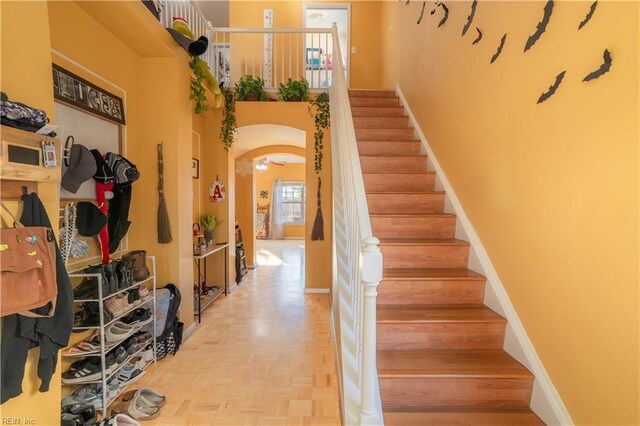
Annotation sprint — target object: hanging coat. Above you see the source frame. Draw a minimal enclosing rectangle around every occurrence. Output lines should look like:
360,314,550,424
1,193,74,404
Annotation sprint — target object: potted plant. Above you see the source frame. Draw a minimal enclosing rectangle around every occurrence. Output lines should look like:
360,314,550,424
278,77,310,102
200,213,223,244
234,74,268,101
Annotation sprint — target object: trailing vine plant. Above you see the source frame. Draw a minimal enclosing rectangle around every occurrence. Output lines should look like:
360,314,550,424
189,57,210,115
308,92,330,241
309,92,330,173
220,87,238,151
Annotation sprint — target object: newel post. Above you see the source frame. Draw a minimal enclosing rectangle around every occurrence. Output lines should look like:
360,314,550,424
360,236,383,422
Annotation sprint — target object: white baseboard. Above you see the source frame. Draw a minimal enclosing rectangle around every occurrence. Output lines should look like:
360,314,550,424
396,85,573,426
182,322,197,343
304,288,330,294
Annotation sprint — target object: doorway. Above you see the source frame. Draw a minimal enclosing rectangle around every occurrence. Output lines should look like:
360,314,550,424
254,154,306,243
303,2,351,87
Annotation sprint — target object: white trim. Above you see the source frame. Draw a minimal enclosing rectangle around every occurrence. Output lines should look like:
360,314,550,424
304,288,330,294
284,237,305,240
182,322,197,342
396,85,573,426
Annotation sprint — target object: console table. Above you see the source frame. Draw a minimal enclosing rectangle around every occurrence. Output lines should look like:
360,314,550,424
193,242,229,323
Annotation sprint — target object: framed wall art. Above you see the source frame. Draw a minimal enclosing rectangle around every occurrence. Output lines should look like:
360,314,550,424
52,63,126,125
213,43,231,88
192,158,199,179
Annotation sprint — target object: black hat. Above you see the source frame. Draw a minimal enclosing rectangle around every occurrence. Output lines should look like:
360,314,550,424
76,202,107,237
105,152,140,186
90,149,114,184
62,144,97,193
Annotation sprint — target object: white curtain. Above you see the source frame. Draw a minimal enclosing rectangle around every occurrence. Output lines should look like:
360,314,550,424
269,179,285,239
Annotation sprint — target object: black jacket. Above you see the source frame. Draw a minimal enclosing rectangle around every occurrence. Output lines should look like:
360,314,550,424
1,193,74,404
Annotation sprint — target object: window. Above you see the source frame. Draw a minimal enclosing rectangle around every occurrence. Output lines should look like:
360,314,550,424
281,181,305,223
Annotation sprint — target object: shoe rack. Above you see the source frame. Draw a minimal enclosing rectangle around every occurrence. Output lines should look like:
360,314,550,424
61,256,157,418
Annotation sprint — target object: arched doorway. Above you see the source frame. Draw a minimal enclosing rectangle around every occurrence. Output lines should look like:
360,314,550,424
233,124,306,274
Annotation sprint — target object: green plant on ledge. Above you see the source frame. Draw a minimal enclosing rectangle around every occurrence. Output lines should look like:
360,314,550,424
189,57,210,115
309,92,330,173
201,213,223,244
220,87,237,151
234,74,268,101
201,213,223,231
278,77,310,102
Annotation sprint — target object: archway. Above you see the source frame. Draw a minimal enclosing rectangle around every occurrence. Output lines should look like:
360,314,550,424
234,138,306,274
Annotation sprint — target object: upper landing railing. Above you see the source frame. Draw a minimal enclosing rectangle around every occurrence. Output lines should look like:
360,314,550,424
161,1,334,90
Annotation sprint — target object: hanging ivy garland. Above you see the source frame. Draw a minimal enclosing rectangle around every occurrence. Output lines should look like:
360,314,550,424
220,87,238,151
308,92,330,240
309,92,330,172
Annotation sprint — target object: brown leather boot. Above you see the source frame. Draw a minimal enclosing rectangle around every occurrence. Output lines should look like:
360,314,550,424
124,250,150,282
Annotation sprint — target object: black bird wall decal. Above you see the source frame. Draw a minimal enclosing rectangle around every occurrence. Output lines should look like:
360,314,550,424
438,3,449,27
583,49,612,81
462,0,478,36
537,71,566,103
418,1,427,24
491,34,507,63
472,27,483,44
579,1,598,30
525,0,554,52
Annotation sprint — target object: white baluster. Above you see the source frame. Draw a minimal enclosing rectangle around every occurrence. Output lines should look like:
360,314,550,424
360,236,382,423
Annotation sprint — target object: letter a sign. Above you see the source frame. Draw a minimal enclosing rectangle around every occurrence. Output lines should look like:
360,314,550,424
209,180,226,203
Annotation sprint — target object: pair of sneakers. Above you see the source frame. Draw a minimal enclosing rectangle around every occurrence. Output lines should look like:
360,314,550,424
96,414,140,426
106,321,139,343
116,357,146,387
62,346,127,384
61,403,96,426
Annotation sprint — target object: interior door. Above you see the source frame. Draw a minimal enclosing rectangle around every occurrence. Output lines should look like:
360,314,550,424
303,3,350,88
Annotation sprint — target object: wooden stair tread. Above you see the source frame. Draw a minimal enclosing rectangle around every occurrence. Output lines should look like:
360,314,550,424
377,305,505,323
360,154,425,158
371,213,456,218
349,89,396,97
383,408,544,426
358,139,420,143
352,108,407,117
363,170,434,175
377,350,532,378
368,191,444,195
378,238,468,246
383,268,486,281
357,127,413,130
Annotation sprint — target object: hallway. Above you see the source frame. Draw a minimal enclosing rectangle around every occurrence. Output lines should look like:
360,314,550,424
137,241,341,425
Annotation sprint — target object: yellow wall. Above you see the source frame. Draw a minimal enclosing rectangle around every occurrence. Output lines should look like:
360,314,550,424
47,1,196,333
255,162,306,239
382,1,639,424
229,0,385,89
0,2,60,421
201,94,236,290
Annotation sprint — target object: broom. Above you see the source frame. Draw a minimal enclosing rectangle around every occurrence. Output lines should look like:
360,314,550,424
157,143,173,243
311,176,324,241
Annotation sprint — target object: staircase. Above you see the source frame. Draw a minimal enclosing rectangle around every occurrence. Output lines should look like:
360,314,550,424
349,90,545,425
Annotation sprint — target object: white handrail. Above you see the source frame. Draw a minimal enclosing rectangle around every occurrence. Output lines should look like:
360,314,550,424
329,23,383,426
210,27,332,34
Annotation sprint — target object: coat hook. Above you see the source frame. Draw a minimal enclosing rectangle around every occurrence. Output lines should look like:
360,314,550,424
21,186,28,196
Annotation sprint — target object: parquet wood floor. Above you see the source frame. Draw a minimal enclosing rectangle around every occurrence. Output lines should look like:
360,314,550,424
135,241,341,425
